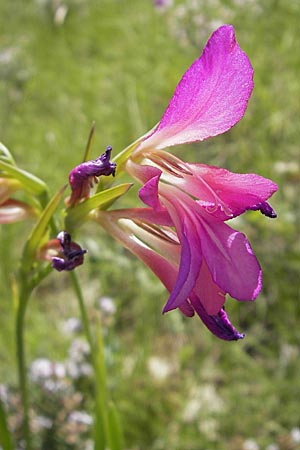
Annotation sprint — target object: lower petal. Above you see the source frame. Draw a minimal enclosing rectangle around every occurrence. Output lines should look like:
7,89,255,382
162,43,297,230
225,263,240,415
163,216,202,313
190,294,245,341
200,217,262,301
194,259,226,315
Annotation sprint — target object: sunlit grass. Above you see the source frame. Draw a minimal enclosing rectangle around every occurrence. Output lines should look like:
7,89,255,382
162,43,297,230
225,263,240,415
1,0,299,449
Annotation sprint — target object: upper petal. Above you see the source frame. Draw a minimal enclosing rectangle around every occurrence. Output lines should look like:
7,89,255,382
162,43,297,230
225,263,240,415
136,25,254,153
186,164,278,219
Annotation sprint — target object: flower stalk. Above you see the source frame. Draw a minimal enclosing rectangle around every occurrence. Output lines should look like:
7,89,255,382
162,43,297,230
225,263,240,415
15,272,33,450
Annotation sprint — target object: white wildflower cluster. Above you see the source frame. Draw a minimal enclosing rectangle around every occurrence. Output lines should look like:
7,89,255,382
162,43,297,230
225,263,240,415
153,0,262,49
147,356,174,381
28,334,93,392
66,338,92,379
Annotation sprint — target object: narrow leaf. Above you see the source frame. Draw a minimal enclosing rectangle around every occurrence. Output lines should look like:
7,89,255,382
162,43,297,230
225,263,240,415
22,185,66,267
107,401,124,450
83,122,96,163
0,398,14,450
111,129,156,174
65,183,132,230
93,325,108,450
0,142,15,165
0,160,47,195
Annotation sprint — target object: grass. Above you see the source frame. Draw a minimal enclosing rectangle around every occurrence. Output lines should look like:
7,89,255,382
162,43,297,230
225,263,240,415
1,0,300,449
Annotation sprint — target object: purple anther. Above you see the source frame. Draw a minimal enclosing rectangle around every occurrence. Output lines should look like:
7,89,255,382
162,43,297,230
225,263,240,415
249,201,277,218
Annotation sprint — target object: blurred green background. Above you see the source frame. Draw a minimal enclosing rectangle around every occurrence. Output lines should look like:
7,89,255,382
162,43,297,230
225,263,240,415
0,0,299,449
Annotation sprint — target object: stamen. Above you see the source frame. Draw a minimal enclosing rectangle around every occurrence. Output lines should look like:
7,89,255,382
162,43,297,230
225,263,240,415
146,150,193,177
132,219,179,245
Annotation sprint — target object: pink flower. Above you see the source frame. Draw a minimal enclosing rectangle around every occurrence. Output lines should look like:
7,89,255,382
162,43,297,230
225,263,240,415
94,25,278,340
0,178,36,223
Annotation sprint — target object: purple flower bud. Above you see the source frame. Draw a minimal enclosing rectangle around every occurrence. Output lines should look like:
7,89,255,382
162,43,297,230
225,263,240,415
68,146,117,206
52,231,87,271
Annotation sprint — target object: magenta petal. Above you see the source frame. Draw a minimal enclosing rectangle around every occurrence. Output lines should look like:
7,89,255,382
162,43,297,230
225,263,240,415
139,175,162,210
138,25,253,151
163,218,202,313
200,218,262,301
186,164,278,219
190,294,245,341
179,300,195,317
194,260,226,315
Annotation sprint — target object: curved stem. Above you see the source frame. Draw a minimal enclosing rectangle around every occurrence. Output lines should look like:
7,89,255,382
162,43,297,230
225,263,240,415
16,274,32,450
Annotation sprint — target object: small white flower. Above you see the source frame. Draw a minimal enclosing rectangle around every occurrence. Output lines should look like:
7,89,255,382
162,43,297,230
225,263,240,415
68,338,90,363
29,358,66,381
182,384,224,422
243,439,259,450
61,317,82,335
147,356,173,381
0,384,9,404
265,444,279,450
98,296,116,315
54,4,68,26
33,415,53,430
291,427,300,443
68,411,93,426
273,160,299,175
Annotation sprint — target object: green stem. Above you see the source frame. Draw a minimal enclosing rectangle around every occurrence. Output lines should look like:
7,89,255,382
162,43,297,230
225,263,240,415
69,271,109,450
69,271,96,355
15,274,32,450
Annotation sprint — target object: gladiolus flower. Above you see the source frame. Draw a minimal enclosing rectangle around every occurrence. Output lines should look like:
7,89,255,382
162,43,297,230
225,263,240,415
99,149,277,340
0,199,36,224
0,178,37,223
95,24,278,340
92,25,278,340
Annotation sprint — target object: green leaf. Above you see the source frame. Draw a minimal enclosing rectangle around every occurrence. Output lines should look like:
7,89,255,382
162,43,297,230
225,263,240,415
65,183,132,231
0,159,47,195
22,185,66,268
93,324,108,450
82,122,96,163
0,398,14,450
0,142,15,165
107,402,124,450
112,124,157,172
